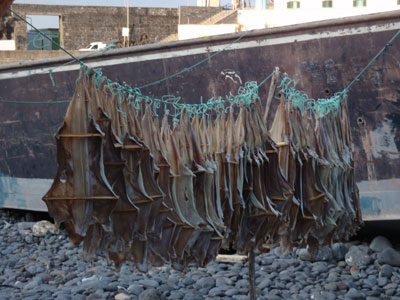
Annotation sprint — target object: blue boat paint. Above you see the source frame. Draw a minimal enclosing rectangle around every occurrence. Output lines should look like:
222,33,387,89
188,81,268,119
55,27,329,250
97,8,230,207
0,172,50,211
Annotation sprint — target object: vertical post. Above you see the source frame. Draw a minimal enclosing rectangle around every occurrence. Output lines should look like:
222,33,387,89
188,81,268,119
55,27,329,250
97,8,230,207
127,0,129,29
263,67,280,128
125,0,130,47
248,246,256,300
58,15,64,48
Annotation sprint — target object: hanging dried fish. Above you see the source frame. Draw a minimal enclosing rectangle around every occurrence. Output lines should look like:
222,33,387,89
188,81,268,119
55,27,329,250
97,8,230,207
43,69,361,272
43,75,117,237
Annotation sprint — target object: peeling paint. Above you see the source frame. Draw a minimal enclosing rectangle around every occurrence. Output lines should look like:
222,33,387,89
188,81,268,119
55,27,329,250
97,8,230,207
301,61,323,81
0,172,50,211
370,120,399,159
360,196,382,216
220,69,242,85
2,120,21,125
359,122,377,182
358,178,400,221
324,58,338,85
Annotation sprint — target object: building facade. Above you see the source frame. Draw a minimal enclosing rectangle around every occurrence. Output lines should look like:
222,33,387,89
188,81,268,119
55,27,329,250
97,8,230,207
273,0,398,10
239,0,400,30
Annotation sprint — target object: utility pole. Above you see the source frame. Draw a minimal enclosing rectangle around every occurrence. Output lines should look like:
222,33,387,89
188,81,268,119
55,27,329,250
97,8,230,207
127,0,129,30
123,0,130,47
126,0,130,46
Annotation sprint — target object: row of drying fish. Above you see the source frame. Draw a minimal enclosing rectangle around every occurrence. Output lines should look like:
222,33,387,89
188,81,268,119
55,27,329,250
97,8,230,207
43,71,361,271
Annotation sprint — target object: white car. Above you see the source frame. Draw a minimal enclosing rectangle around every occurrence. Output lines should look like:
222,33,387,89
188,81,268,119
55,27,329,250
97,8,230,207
79,42,115,51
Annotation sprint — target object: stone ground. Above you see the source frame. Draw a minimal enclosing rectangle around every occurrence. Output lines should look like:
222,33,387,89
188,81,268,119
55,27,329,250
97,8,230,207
1,209,400,300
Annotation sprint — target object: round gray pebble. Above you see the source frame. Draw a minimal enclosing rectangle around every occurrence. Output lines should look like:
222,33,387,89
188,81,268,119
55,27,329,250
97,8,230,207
1,210,400,300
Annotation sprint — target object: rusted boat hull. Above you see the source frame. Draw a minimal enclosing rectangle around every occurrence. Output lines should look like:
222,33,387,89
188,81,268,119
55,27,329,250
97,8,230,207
0,10,400,220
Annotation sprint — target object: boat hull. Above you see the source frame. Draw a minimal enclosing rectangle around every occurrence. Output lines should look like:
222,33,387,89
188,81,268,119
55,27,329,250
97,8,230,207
1,11,400,220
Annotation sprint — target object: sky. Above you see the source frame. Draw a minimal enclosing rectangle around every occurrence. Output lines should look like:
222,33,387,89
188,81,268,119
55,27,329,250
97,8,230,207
14,0,233,28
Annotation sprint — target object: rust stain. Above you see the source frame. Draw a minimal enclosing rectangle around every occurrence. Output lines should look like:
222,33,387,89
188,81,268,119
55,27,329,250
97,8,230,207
390,177,400,188
359,120,378,183
2,120,21,125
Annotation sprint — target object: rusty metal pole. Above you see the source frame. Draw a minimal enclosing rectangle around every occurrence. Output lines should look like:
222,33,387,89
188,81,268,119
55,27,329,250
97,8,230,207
248,246,256,300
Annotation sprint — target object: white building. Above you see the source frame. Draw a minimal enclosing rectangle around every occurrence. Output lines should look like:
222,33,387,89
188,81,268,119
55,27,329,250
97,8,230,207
240,0,400,29
186,0,400,39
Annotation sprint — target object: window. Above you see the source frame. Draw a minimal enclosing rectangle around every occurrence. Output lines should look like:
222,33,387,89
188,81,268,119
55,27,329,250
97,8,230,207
287,1,300,8
322,0,332,7
26,14,61,50
353,0,366,7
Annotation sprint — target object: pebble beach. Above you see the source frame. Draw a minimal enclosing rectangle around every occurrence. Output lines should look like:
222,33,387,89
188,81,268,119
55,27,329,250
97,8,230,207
1,210,400,300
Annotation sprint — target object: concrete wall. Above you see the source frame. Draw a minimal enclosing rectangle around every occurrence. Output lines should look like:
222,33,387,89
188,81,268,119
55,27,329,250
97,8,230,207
10,4,179,50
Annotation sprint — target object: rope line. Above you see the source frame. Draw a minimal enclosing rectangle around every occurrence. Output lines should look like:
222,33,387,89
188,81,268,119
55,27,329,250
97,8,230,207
9,7,248,91
48,68,56,87
257,72,274,88
137,31,248,89
343,28,400,94
9,8,84,66
6,7,400,119
0,99,71,104
91,67,275,119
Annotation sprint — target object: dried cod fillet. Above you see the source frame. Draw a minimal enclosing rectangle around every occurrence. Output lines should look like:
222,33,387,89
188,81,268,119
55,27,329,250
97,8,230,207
141,105,169,239
83,79,143,267
145,116,180,265
44,70,362,271
43,76,117,237
176,110,215,265
164,125,196,266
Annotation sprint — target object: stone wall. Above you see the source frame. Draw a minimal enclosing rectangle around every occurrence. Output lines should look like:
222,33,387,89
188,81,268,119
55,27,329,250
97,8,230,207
0,50,81,64
5,4,229,58
179,6,224,24
218,11,238,24
11,4,179,50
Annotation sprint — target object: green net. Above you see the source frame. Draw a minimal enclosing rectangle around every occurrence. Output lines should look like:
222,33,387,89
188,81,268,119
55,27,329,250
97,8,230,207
7,6,400,119
278,75,344,118
90,67,274,120
90,66,344,121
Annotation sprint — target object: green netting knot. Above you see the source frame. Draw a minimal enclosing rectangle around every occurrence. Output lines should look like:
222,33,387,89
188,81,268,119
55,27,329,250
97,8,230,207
48,68,56,87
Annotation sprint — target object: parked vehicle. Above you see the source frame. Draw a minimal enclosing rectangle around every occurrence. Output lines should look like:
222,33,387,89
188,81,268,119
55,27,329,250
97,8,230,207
79,41,116,51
